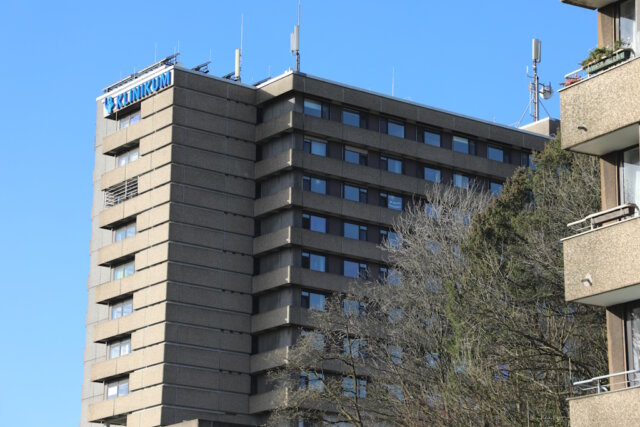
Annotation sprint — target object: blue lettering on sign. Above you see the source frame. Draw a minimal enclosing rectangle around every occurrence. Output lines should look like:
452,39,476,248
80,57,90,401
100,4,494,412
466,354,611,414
103,71,172,115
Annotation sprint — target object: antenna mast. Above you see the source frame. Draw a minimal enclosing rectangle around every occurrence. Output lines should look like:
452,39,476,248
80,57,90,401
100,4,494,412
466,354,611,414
519,38,553,126
291,1,301,72
532,38,541,121
235,14,243,81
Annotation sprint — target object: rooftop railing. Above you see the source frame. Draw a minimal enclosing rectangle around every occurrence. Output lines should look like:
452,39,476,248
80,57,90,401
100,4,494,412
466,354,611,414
565,203,638,236
573,369,640,396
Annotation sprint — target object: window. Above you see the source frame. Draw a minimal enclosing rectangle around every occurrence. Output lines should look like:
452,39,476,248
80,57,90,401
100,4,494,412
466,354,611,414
490,181,504,196
388,307,403,323
302,213,326,233
344,222,367,240
110,298,133,320
625,300,640,385
301,290,326,311
381,156,402,174
116,147,139,167
453,173,470,189
112,260,135,280
114,222,136,242
344,299,366,316
453,136,475,155
424,166,441,183
344,146,367,166
521,152,535,169
424,130,441,147
380,229,401,248
304,99,329,119
344,338,366,358
387,120,405,138
300,330,325,351
488,146,506,163
425,202,438,219
380,192,402,211
344,184,367,203
617,0,636,52
302,251,326,272
118,111,140,130
343,377,366,398
303,176,327,194
106,377,129,400
344,260,367,279
108,337,131,359
387,268,402,286
343,109,361,127
619,146,640,205
303,138,327,157
388,345,403,364
300,371,324,392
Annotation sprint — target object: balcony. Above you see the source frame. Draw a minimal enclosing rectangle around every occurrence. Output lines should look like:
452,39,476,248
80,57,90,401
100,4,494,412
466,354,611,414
562,204,640,306
570,370,640,426
561,0,616,8
559,56,640,155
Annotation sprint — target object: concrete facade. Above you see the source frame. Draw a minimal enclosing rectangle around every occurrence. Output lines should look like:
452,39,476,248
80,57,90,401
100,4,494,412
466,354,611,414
561,1,640,425
82,62,548,426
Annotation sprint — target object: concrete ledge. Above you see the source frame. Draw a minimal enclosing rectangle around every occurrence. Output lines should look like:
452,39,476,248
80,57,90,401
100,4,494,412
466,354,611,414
569,386,640,426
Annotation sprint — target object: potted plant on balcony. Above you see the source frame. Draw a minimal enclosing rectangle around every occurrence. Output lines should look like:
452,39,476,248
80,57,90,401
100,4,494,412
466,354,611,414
580,40,633,75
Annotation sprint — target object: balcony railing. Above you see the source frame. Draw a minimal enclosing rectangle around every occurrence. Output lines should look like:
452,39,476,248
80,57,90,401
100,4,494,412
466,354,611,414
573,369,640,396
563,48,634,88
566,203,638,236
104,178,138,208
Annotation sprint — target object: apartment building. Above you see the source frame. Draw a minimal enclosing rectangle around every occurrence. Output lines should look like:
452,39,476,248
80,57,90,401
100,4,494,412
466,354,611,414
560,0,640,425
82,55,548,426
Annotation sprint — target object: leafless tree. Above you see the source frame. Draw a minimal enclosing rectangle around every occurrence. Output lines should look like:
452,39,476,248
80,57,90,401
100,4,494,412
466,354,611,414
268,139,606,426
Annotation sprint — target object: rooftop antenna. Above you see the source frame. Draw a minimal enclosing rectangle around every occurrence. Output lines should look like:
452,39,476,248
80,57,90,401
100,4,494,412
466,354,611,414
290,1,301,72
235,14,243,81
529,38,553,122
392,67,395,96
517,38,553,126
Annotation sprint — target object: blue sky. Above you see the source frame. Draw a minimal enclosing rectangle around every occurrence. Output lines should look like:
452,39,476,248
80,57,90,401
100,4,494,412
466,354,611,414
0,1,594,425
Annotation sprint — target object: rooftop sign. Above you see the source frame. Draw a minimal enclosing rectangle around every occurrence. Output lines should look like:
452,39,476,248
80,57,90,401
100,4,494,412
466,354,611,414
102,69,173,117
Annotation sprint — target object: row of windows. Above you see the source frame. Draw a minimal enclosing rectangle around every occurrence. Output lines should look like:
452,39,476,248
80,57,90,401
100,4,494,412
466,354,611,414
304,136,448,181
302,212,400,246
303,98,530,166
301,139,505,194
303,175,405,210
300,251,401,283
299,371,367,398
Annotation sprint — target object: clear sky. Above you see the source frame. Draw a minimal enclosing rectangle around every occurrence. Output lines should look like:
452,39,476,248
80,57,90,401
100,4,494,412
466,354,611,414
0,1,595,425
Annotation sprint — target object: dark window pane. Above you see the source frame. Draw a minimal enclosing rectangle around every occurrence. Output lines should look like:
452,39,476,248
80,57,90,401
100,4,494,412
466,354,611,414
388,121,405,138
343,109,360,127
344,260,360,278
387,158,402,174
424,131,441,147
424,166,441,183
310,254,326,272
453,173,469,189
387,194,403,211
490,182,504,196
344,223,360,239
310,215,326,233
488,146,504,162
344,185,363,202
304,99,322,117
345,149,361,165
453,136,469,153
